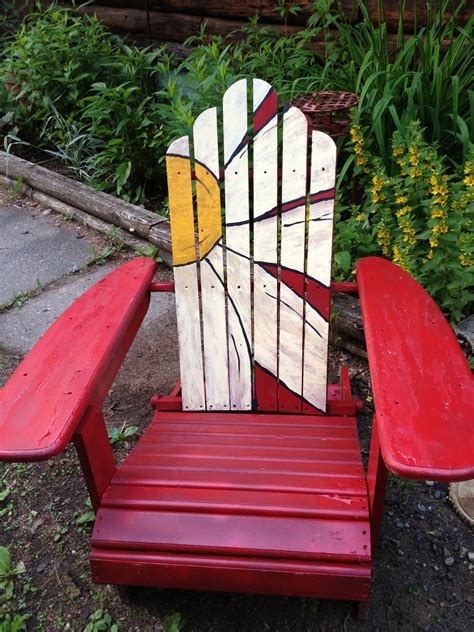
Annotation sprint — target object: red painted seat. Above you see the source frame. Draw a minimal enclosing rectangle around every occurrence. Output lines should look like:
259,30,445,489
90,411,371,600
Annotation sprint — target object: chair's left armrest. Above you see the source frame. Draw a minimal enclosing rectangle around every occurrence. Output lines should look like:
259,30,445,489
356,257,474,482
0,258,157,462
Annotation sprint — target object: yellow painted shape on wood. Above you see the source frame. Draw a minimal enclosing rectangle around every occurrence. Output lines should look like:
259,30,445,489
195,162,222,259
166,154,196,266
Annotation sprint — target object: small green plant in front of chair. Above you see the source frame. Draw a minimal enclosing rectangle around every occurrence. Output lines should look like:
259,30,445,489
76,498,95,531
108,424,139,446
0,546,27,630
83,609,118,632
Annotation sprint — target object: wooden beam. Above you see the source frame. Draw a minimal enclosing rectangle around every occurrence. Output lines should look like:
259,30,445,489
0,152,170,252
366,0,471,31
88,0,361,25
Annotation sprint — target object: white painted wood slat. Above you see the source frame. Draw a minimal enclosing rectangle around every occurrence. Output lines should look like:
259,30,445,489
193,107,230,410
223,79,252,410
252,79,279,410
303,130,337,412
278,106,308,413
166,136,205,410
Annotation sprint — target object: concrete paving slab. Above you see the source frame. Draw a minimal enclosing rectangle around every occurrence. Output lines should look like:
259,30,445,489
0,205,91,304
0,263,116,355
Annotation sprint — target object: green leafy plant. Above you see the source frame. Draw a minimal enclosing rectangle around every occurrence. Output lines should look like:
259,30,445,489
108,424,139,446
83,610,118,632
76,499,95,527
0,613,27,632
1,4,121,128
163,612,184,632
0,547,25,603
327,0,473,168
0,481,13,519
78,81,166,204
339,120,473,321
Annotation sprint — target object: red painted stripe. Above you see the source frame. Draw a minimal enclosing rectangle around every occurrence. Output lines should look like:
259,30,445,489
254,362,278,412
254,88,278,135
260,264,330,321
306,276,331,321
310,188,335,204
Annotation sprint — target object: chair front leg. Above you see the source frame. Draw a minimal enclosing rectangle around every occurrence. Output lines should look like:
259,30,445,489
367,415,389,558
73,406,116,512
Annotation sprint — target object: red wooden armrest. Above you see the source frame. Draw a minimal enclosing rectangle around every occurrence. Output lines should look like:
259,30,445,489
0,258,157,462
356,257,474,482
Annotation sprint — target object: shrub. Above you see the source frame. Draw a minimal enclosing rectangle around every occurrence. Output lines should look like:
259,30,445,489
328,0,474,168
335,121,473,321
1,4,122,130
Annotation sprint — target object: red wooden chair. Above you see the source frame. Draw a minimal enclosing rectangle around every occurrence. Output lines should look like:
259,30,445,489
1,79,473,618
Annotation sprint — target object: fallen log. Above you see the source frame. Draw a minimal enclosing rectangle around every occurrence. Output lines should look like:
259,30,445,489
0,152,172,260
331,293,367,359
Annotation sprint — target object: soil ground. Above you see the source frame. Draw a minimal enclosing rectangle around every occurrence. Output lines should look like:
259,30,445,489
1,187,473,632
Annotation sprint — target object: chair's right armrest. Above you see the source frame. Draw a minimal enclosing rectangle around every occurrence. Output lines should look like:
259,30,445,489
356,257,474,482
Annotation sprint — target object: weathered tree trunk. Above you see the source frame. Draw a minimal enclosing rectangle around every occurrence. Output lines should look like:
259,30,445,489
331,293,367,359
0,152,172,259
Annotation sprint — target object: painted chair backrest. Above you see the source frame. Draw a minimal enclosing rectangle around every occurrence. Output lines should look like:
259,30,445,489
166,78,337,414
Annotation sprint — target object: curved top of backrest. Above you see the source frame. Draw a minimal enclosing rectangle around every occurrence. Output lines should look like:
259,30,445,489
166,78,337,415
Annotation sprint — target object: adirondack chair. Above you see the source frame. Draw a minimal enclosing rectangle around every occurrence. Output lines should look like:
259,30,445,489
1,79,473,619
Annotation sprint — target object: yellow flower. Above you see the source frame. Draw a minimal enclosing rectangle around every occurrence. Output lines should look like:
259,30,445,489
431,208,447,220
355,156,367,167
396,195,408,205
393,146,403,156
356,213,365,222
460,253,472,267
426,249,433,260
409,155,419,166
392,245,403,265
372,192,379,203
430,238,439,248
464,161,472,175
408,146,418,155
464,175,474,187
371,175,384,192
396,205,411,217
441,175,448,182
434,195,448,207
432,224,442,236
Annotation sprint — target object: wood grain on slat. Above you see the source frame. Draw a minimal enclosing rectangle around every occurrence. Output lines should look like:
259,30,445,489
303,131,337,413
193,107,230,410
93,508,371,563
91,549,372,602
113,411,365,495
252,79,279,411
102,485,370,520
223,79,252,410
166,137,205,410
